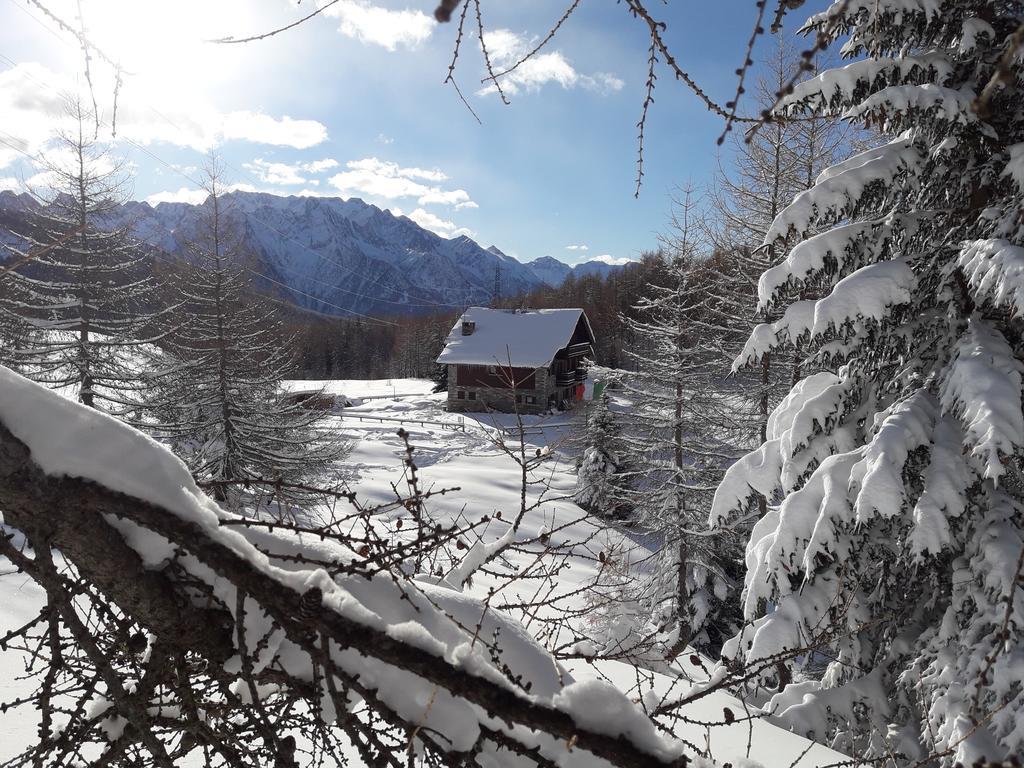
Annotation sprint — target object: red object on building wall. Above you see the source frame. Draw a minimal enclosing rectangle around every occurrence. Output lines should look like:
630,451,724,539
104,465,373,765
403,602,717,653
574,384,584,401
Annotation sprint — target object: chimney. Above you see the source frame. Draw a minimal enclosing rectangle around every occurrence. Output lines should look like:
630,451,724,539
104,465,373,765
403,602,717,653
461,320,476,336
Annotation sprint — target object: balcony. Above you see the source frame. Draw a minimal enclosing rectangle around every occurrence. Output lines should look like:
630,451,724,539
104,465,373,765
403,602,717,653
555,371,575,387
555,368,588,387
565,342,592,358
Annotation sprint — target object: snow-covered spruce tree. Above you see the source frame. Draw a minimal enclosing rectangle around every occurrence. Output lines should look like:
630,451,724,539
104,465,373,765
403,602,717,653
575,390,633,520
0,98,163,413
149,163,345,502
712,3,1024,762
619,191,744,655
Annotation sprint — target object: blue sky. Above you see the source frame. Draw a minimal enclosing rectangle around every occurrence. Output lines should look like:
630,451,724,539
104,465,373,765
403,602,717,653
0,0,830,266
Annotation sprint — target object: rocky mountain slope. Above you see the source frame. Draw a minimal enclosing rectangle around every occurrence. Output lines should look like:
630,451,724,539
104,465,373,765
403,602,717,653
524,255,623,287
0,190,623,316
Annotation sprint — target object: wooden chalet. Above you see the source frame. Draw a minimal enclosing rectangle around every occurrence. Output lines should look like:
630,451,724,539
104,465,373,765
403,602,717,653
436,307,595,414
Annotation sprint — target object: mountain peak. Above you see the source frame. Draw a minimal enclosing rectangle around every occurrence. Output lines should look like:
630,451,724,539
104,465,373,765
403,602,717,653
524,254,627,288
528,255,567,267
28,190,545,316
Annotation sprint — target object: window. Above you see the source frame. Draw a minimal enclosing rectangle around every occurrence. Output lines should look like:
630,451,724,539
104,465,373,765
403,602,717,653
525,395,536,405
468,391,477,400
487,365,497,375
456,390,465,400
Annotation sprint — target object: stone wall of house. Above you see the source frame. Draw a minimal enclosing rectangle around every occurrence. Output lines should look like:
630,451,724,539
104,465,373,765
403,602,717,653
446,364,458,402
534,367,550,403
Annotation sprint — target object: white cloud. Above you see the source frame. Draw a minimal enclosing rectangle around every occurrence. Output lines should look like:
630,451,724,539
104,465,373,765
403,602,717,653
584,73,626,93
346,157,446,182
244,159,307,185
12,143,120,194
418,188,472,206
566,244,589,251
329,157,474,209
392,206,473,239
481,29,526,63
478,30,624,97
216,112,327,149
0,65,65,158
377,133,395,145
0,177,24,192
302,158,339,173
169,164,199,177
0,63,329,154
0,147,23,171
146,187,210,206
332,167,429,199
243,157,339,185
321,0,434,51
591,254,633,266
146,182,258,206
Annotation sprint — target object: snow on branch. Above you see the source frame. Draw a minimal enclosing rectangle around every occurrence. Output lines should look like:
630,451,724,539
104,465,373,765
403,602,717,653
849,390,937,524
802,0,942,34
846,84,981,132
764,134,924,243
939,318,1024,483
958,238,1024,318
708,439,784,530
908,415,969,558
778,53,956,114
1002,142,1024,190
809,255,916,335
757,216,899,312
736,258,915,368
0,366,693,767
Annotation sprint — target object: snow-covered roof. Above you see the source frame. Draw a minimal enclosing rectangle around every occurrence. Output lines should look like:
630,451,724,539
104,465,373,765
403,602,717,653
437,307,593,368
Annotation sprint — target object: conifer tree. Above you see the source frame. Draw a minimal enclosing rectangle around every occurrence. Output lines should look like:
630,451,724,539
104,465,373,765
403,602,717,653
620,191,743,654
432,356,449,393
710,38,848,446
575,391,632,519
150,161,345,502
0,98,163,413
713,3,1024,762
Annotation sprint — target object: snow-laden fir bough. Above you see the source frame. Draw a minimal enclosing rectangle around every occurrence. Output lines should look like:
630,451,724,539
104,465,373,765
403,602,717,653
714,1,1024,763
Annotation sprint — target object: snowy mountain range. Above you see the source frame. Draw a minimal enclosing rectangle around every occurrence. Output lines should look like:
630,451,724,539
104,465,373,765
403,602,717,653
522,255,625,287
0,190,625,316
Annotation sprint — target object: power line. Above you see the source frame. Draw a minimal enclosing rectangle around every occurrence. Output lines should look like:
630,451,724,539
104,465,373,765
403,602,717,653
5,0,68,46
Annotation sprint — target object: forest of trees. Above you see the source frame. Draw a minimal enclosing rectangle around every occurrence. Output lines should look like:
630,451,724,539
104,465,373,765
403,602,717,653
284,254,686,381
1,1,1023,767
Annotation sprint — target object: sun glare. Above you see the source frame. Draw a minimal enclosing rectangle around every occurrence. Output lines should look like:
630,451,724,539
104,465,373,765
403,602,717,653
75,0,256,99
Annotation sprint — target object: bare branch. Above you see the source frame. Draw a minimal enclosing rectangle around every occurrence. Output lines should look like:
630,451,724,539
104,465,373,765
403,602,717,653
208,0,343,44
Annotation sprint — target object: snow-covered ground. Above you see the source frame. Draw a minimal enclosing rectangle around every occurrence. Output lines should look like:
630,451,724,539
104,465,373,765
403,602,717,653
0,532,45,756
1,377,847,767
282,377,436,400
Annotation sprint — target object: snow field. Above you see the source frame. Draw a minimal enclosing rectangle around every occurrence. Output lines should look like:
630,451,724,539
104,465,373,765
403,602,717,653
0,374,847,766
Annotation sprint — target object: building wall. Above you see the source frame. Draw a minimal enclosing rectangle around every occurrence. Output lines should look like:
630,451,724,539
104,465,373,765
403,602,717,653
447,363,551,414
455,365,537,389
443,312,594,414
